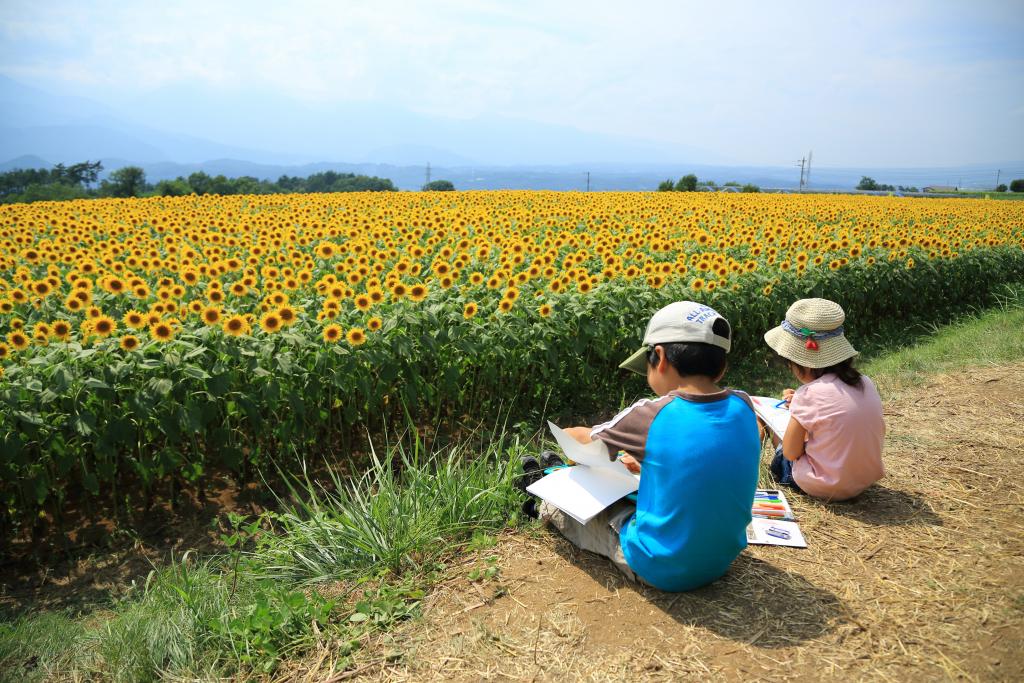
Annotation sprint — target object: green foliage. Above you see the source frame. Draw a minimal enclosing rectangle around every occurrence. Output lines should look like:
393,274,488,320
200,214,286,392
675,174,698,192
741,184,760,193
154,178,193,197
1010,179,1024,193
657,179,675,191
422,179,455,191
857,176,895,191
1,183,89,204
0,160,103,203
101,166,148,198
996,184,1007,192
468,555,501,582
207,582,335,674
0,163,398,204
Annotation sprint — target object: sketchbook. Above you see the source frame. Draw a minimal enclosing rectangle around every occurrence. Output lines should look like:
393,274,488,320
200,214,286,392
751,395,791,438
525,422,640,525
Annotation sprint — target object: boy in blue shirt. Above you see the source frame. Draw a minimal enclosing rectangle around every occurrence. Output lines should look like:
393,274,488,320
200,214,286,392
542,301,761,591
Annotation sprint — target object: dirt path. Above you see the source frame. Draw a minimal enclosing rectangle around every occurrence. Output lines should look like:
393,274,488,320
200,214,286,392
363,362,1024,682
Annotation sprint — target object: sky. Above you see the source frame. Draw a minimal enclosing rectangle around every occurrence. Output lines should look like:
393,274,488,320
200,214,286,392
1,0,1023,167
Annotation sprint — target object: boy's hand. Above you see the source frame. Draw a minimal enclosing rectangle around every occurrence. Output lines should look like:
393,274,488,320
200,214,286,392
619,454,641,474
782,388,795,406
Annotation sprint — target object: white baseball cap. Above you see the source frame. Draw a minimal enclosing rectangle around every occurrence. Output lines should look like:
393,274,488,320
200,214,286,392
619,301,732,375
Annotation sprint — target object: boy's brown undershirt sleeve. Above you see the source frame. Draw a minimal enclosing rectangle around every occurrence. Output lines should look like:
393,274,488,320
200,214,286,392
589,395,672,462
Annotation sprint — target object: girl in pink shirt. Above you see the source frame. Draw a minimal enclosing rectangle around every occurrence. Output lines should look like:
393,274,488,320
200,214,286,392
763,299,885,501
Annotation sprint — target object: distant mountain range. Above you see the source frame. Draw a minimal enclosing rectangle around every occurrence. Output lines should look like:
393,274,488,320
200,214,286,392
0,75,715,168
1,75,1021,191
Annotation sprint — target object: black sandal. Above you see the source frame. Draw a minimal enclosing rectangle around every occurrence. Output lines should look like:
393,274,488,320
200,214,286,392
515,456,543,494
540,450,564,469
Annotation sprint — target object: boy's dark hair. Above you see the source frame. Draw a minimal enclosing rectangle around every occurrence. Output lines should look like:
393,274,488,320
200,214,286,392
788,357,863,388
646,318,730,378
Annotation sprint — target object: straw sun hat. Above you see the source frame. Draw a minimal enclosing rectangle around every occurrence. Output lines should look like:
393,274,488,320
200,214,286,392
763,298,858,369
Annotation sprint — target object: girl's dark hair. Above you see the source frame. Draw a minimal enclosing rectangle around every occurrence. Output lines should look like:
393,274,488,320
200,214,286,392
646,318,730,379
789,357,862,387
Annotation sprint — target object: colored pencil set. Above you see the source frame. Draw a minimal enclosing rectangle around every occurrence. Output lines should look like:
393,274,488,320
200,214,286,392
752,489,795,521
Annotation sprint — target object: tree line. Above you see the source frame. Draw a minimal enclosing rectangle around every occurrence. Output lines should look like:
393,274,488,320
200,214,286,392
657,173,760,193
0,162,399,203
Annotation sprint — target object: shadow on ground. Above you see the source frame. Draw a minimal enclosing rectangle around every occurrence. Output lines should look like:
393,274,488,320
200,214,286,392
549,534,847,648
810,484,944,526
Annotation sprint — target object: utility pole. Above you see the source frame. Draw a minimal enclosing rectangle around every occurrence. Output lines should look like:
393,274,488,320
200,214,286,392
425,162,431,187
795,157,806,191
995,169,1001,189
805,150,813,190
586,171,591,192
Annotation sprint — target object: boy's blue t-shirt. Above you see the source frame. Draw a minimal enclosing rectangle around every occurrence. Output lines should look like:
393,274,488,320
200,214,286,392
591,389,760,592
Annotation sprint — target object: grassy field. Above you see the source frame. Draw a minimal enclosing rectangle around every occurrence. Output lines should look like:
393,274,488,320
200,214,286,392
2,288,1023,681
947,191,1024,201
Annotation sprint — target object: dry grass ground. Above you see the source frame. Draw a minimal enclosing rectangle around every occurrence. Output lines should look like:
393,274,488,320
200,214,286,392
345,361,1024,682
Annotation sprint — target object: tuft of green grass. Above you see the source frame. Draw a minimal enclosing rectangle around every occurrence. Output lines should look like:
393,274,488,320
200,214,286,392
863,284,1024,389
257,426,524,583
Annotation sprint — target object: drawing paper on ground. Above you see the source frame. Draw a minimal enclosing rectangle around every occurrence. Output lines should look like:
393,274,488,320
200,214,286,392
746,518,808,548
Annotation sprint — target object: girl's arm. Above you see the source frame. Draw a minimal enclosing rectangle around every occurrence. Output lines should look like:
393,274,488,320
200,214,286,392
782,417,808,461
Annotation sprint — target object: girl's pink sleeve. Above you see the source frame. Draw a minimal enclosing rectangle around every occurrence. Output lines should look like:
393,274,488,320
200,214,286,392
789,384,820,431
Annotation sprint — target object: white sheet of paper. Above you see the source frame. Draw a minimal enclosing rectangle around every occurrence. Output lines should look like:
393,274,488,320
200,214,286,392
745,518,808,548
527,465,639,525
547,421,639,480
751,396,791,438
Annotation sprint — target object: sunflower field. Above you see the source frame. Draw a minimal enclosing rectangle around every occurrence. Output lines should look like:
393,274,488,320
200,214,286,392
1,191,1022,532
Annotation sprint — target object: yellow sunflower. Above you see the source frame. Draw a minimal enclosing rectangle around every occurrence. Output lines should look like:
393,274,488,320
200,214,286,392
222,315,249,337
408,284,428,302
150,322,175,342
259,312,283,334
202,306,222,325
120,334,141,351
92,315,116,338
322,324,343,343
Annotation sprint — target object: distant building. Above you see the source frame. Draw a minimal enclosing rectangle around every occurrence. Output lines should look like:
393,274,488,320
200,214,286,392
923,186,957,193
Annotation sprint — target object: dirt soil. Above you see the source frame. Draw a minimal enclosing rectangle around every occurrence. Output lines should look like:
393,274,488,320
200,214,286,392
0,480,274,614
357,362,1024,682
